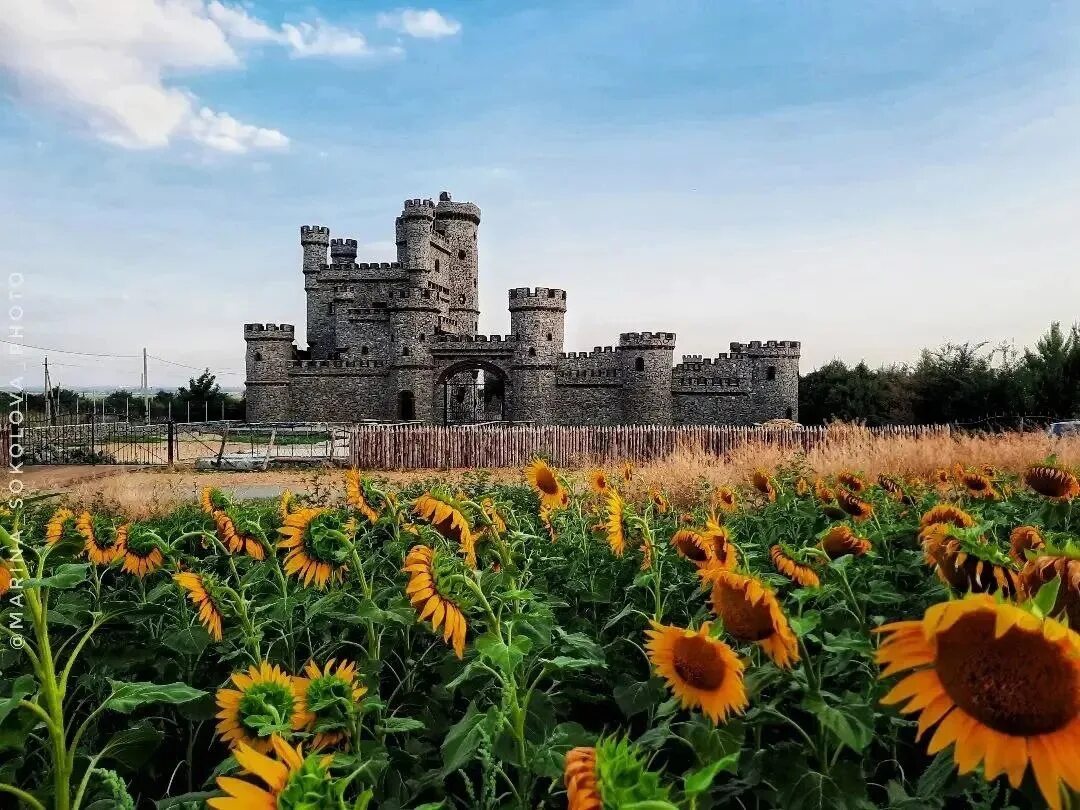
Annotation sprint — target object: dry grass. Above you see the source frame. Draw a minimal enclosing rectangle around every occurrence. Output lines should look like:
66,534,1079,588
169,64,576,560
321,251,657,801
22,427,1078,518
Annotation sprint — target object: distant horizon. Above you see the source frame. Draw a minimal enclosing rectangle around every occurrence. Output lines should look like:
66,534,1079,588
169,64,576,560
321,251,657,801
3,2,1080,389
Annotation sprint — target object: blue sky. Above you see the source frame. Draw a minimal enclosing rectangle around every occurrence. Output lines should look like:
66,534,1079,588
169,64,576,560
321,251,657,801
2,1,1079,390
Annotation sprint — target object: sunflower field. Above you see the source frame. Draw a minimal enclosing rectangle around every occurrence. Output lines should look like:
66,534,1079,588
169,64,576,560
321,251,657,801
1,459,1079,809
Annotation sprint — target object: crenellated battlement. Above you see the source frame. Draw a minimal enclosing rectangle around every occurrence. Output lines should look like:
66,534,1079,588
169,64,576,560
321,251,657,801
289,359,385,372
508,287,567,311
330,238,357,263
300,225,330,245
728,340,801,358
619,331,677,349
244,323,295,339
433,333,518,345
434,198,481,224
401,198,436,218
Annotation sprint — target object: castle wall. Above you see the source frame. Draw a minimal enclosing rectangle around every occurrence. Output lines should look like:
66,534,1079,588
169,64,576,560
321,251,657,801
287,361,388,421
672,392,756,425
551,382,623,424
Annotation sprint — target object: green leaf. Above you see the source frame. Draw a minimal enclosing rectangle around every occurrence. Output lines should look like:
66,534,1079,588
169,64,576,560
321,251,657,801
620,802,680,810
440,702,487,775
475,632,531,676
160,627,211,657
25,563,88,589
101,721,163,768
155,792,220,809
916,751,956,798
683,753,739,796
801,692,874,753
104,680,207,714
614,680,668,719
0,674,36,725
377,717,426,734
1032,575,1062,617
542,656,603,672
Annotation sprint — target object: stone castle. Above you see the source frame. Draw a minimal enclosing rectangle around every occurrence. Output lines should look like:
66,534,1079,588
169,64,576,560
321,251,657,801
244,192,800,425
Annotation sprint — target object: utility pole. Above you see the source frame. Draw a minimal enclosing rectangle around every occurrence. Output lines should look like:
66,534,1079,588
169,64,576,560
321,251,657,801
43,356,53,425
143,347,150,424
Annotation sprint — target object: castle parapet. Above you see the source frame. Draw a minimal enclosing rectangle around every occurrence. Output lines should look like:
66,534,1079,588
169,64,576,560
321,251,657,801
508,287,567,311
330,238,357,264
434,194,481,224
728,339,801,357
244,323,295,340
400,198,436,219
300,225,330,246
433,333,518,345
619,331,677,349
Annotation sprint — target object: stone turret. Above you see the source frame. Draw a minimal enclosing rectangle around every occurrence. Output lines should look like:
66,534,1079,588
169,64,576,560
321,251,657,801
730,340,801,421
244,323,296,421
619,331,676,424
330,238,357,265
436,191,482,334
508,287,567,423
301,225,332,359
395,198,435,272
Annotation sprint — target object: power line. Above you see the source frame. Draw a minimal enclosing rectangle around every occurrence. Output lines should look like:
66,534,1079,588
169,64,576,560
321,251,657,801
0,337,138,359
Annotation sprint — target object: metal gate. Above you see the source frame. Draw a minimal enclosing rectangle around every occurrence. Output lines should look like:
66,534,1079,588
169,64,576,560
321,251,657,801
441,370,506,425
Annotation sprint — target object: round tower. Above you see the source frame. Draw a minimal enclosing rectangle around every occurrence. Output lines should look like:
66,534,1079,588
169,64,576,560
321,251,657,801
508,287,567,423
435,192,482,335
329,238,357,265
395,199,435,272
301,225,332,359
619,331,676,424
386,287,440,422
733,340,801,422
244,323,295,422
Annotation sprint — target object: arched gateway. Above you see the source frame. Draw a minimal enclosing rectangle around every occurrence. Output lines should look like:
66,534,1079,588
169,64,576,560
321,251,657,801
433,359,511,425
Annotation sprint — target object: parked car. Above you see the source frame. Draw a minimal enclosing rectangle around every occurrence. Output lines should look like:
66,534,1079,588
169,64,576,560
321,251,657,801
1048,420,1080,438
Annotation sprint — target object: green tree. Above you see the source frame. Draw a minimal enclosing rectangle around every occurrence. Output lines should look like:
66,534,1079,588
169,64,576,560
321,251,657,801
176,369,223,405
1021,322,1080,419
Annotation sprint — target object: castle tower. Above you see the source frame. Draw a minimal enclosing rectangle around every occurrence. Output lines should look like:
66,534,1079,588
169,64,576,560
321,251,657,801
244,323,295,421
435,192,482,335
732,340,801,422
508,287,566,423
395,198,435,273
386,288,441,422
301,225,331,359
619,332,676,424
330,238,357,266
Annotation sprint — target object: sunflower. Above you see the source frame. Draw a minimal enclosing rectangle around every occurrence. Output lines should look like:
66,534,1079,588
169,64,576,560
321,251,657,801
587,469,610,495
1009,525,1045,565
604,490,627,557
74,512,125,566
645,621,747,724
821,525,872,559
769,545,820,588
215,661,307,753
524,458,566,510
751,469,776,501
175,572,224,641
920,503,975,530
278,508,349,588
640,530,654,571
279,490,299,523
877,474,904,501
876,594,1080,810
1019,549,1080,628
838,472,866,493
703,568,799,668
0,560,12,597
121,525,164,577
960,471,998,500
700,518,738,569
714,487,738,513
671,529,712,566
214,512,266,560
813,478,835,504
837,488,874,521
919,525,1019,597
564,747,601,810
200,486,218,516
649,490,669,514
295,658,368,749
413,491,477,568
620,461,634,482
1024,465,1080,501
794,477,810,497
539,503,558,542
208,736,324,810
345,468,381,524
933,468,950,487
45,507,75,545
478,497,507,538
403,545,467,659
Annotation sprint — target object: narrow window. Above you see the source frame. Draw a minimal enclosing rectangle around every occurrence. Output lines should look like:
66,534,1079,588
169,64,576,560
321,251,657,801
528,347,536,357
402,347,411,357
458,249,467,260
766,366,777,381
360,346,369,355
546,332,553,342
435,259,440,272
398,391,415,420
786,406,794,420
252,351,262,361
635,357,645,371
419,333,425,342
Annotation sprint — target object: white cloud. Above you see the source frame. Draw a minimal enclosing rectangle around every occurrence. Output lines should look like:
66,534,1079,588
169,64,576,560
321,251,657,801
377,8,461,39
0,1,390,153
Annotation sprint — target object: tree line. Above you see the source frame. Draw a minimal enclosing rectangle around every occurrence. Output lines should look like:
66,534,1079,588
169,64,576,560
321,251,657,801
799,322,1080,427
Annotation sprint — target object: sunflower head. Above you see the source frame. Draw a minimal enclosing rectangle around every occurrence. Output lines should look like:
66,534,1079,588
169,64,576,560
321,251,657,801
200,487,230,516
919,524,1019,597
122,525,165,577
587,469,610,495
820,525,871,560
278,508,350,589
933,468,950,486
74,512,124,565
209,736,342,810
620,461,634,482
794,477,811,497
671,529,711,566
1009,525,1045,564
645,621,747,724
524,458,566,510
702,568,799,668
413,491,476,568
403,544,469,658
920,503,975,530
751,469,776,501
565,737,671,810
838,471,866,493
1019,544,1080,628
174,571,224,641
478,497,507,539
45,507,76,546
700,518,738,569
297,658,368,749
649,489,669,514
769,544,820,588
837,488,874,521
714,486,738,513
345,468,382,524
1024,465,1080,501
279,489,299,522
877,474,904,501
876,594,1080,810
604,490,627,557
813,478,835,504
215,662,306,753
960,471,999,500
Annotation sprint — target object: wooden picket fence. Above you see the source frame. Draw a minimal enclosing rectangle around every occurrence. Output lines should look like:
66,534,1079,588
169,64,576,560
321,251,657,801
349,423,952,470
0,424,10,470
